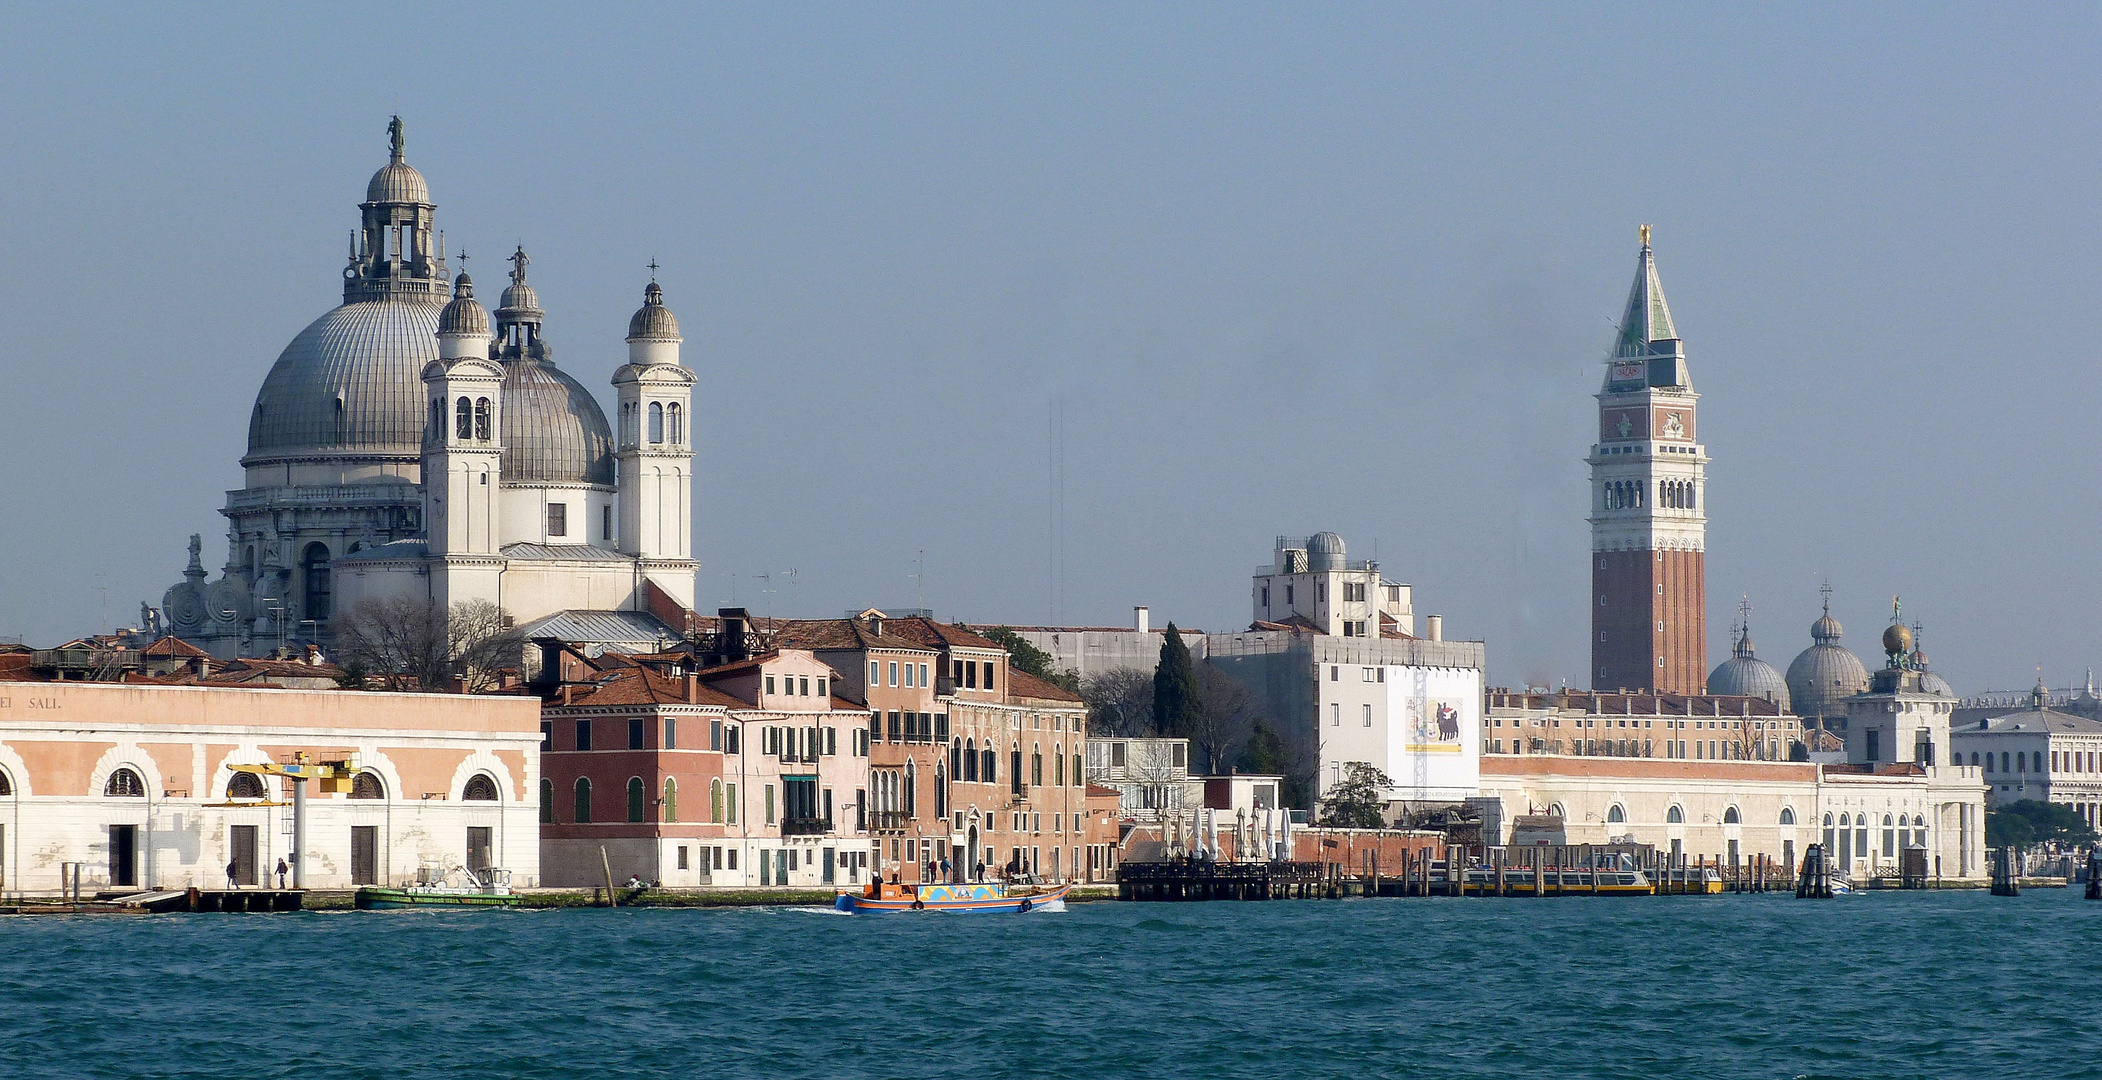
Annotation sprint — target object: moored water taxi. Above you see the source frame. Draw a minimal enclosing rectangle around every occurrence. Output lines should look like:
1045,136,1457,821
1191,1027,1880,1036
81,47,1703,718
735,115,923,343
834,879,1069,914
355,866,522,910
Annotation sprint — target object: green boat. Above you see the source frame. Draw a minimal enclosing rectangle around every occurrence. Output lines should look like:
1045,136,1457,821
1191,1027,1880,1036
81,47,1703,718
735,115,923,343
355,866,522,910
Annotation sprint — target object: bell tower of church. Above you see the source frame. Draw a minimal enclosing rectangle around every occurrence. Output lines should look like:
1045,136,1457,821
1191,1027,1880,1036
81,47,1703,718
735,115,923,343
1590,227,1707,693
613,277,698,609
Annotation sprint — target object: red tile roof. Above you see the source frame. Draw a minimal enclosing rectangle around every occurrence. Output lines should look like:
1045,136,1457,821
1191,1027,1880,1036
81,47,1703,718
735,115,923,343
771,618,936,653
141,635,211,658
562,667,748,709
1007,668,1082,704
884,617,1004,652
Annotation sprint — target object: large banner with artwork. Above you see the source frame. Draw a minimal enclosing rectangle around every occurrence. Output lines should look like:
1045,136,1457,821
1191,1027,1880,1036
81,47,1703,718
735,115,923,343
1384,665,1481,800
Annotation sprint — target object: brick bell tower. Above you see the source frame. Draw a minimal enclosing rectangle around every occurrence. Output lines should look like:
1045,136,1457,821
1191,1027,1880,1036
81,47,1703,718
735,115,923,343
1590,226,1706,693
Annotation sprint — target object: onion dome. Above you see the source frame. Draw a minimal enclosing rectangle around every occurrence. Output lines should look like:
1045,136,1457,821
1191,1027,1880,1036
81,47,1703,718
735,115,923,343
365,116,429,204
626,282,682,342
438,274,490,337
1786,598,1869,721
1708,624,1790,709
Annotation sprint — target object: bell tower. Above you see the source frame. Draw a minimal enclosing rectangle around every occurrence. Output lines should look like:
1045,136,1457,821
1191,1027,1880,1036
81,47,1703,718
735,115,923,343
1590,227,1707,693
613,277,698,609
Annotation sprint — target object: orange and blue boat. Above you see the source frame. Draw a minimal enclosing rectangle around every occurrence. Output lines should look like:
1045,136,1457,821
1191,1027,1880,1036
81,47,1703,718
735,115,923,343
834,880,1069,914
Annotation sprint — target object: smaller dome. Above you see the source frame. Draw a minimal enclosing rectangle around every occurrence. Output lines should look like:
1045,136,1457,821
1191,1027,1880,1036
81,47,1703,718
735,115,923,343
498,246,543,321
1812,612,1843,643
438,275,490,337
626,281,682,342
1882,622,1913,657
1708,654,1790,709
366,160,429,205
1919,671,1954,696
1306,531,1346,571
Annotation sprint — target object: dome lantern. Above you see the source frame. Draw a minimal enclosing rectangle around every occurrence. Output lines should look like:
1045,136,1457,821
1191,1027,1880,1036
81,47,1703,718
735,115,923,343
345,117,446,304
625,278,684,366
437,273,492,357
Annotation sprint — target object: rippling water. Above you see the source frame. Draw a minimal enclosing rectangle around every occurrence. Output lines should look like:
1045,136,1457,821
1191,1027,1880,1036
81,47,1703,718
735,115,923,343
4,889,2096,1079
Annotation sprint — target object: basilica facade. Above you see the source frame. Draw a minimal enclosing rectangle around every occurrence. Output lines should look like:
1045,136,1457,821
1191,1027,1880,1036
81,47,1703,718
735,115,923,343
161,120,697,657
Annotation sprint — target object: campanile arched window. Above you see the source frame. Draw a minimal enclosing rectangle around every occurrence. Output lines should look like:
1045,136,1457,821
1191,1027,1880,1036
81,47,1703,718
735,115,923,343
455,396,472,439
668,402,683,444
648,401,664,444
473,397,492,441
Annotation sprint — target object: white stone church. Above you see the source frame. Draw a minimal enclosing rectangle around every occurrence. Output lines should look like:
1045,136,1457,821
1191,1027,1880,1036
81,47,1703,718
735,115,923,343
160,119,697,657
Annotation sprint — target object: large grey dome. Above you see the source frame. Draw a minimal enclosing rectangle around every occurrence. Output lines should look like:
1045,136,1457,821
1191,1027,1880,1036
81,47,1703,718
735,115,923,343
1708,628,1789,709
501,357,615,485
1787,637,1870,720
245,299,442,464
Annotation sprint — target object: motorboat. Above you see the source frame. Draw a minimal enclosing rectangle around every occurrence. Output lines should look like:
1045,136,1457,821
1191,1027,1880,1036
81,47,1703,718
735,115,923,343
355,865,521,910
834,879,1068,914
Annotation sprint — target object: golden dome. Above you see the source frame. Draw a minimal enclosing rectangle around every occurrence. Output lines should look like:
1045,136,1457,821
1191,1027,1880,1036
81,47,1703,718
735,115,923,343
1882,622,1913,656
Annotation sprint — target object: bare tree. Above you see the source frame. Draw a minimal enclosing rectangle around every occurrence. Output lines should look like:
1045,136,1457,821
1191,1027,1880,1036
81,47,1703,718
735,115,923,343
333,595,522,692
1082,668,1153,737
1188,664,1261,775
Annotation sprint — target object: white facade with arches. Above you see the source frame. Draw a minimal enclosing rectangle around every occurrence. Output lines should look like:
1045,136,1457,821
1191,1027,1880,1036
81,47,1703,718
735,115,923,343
0,680,539,895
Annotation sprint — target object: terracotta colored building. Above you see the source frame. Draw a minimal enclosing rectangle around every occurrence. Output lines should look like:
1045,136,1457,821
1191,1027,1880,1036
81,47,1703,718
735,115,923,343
536,644,874,889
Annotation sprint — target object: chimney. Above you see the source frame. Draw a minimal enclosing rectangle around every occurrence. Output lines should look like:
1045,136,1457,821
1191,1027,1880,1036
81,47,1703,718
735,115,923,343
561,684,574,706
1426,615,1443,642
1135,606,1150,634
686,673,698,704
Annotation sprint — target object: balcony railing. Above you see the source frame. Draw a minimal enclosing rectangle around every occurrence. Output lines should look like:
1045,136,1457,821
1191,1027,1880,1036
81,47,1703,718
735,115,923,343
868,810,906,831
782,816,830,837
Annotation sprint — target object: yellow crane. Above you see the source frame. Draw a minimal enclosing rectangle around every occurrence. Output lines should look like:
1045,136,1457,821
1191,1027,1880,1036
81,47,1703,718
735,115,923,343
208,752,359,889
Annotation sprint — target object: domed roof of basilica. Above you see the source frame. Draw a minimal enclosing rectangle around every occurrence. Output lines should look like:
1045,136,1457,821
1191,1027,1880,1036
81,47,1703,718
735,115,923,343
365,116,430,204
244,299,441,465
438,274,491,337
1708,625,1789,708
1786,599,1870,719
626,282,681,342
500,356,615,486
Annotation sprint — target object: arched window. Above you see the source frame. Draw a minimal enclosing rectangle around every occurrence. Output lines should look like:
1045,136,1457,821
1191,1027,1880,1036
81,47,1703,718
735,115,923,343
1055,746,1065,786
473,397,492,441
1839,813,1851,827
982,746,996,784
950,738,963,779
1032,749,1043,787
903,761,917,817
351,772,384,800
627,777,647,822
648,401,664,444
539,778,553,824
227,772,266,800
935,765,948,819
1547,803,1565,818
662,778,677,823
1724,806,1740,824
668,402,683,444
1780,807,1796,825
456,396,473,439
2035,751,2045,772
1971,751,1980,766
0,768,12,796
574,778,592,823
463,774,498,801
1606,804,1626,823
2004,752,2012,773
964,739,978,782
302,542,332,620
1666,804,1684,824
1010,747,1024,794
710,779,725,823
430,397,443,441
105,768,145,797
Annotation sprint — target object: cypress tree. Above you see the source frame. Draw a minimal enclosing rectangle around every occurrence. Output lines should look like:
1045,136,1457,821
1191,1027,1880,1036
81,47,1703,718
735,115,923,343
1152,622,1198,737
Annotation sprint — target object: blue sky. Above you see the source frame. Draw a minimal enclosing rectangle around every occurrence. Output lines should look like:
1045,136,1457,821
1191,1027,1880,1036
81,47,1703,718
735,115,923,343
2,5,2097,692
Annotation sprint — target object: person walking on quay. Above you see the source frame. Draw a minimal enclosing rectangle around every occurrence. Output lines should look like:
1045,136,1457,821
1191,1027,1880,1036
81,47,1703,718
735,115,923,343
275,858,288,889
225,858,238,889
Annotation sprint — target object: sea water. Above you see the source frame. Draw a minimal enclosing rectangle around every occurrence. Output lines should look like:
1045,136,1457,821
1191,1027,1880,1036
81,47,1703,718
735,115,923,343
3,889,2097,1079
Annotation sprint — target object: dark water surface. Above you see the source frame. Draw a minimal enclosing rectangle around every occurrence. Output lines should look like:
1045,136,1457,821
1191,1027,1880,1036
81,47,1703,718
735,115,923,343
4,889,2098,1079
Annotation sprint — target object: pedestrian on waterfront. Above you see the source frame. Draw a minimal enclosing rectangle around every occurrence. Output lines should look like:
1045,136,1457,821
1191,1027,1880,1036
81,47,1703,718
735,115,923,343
225,858,238,889
275,858,288,888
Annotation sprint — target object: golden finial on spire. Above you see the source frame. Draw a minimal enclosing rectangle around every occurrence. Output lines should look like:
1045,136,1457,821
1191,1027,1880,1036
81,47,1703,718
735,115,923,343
1639,223,1651,248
